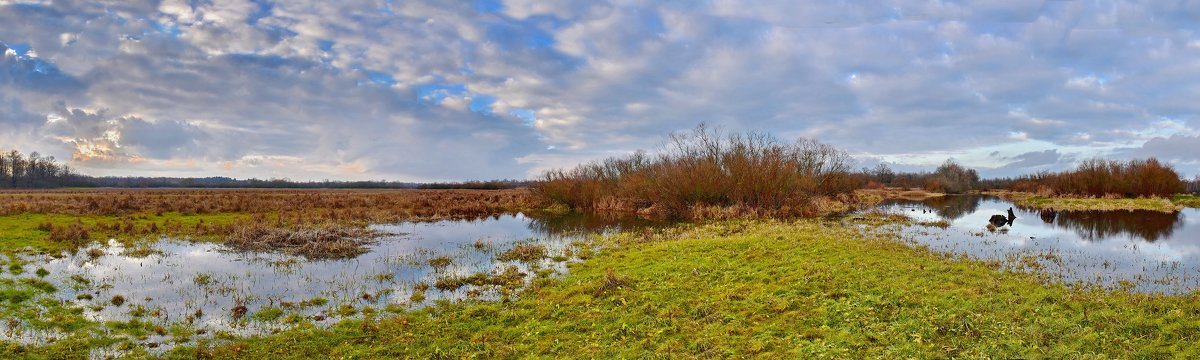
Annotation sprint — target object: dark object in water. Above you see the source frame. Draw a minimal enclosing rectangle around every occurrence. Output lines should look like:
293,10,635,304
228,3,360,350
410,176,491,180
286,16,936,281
988,215,1009,226
988,207,1018,227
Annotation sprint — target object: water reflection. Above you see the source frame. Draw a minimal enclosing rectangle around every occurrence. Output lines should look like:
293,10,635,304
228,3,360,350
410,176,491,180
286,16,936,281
525,211,660,237
891,195,982,220
878,195,1200,293
883,196,1184,242
1047,210,1182,242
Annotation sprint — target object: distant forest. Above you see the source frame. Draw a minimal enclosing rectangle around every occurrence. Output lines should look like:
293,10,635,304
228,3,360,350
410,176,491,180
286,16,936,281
0,149,530,189
1,148,1197,193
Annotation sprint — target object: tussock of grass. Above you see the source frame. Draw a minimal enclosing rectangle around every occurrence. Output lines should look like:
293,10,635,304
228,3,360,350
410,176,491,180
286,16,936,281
427,256,452,269
496,244,547,262
592,269,632,297
46,222,89,245
225,223,385,259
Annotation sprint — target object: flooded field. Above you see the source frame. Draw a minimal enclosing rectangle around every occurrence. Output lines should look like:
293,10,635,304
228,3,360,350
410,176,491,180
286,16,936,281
881,196,1200,293
0,213,649,352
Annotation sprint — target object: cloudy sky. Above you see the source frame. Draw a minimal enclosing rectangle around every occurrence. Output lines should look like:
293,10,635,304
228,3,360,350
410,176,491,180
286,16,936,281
2,0,1199,181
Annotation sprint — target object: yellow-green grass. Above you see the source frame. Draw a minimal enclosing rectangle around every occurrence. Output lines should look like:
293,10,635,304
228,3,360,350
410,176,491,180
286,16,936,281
94,218,1198,359
1016,196,1183,213
0,212,247,253
1173,195,1200,208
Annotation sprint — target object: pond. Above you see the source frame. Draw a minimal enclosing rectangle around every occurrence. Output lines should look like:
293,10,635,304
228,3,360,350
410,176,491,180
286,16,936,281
0,213,652,352
879,195,1200,293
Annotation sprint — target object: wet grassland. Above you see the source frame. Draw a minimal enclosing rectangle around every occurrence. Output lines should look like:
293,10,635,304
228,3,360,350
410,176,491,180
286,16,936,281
2,189,1200,358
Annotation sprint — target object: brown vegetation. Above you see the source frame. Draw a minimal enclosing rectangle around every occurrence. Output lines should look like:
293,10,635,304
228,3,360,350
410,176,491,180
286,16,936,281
496,244,548,262
862,160,980,194
1005,158,1183,197
224,223,386,259
2,188,539,253
0,188,536,220
535,125,863,219
857,187,945,200
46,222,90,245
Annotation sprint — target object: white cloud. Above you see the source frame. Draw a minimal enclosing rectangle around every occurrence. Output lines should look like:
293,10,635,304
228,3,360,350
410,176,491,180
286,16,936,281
2,0,1200,180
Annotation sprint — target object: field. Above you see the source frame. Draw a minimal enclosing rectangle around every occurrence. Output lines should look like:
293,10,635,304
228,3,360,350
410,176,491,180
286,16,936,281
1,189,1199,358
0,188,537,253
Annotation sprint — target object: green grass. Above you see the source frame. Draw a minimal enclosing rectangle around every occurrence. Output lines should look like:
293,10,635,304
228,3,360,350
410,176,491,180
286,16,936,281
1017,196,1183,212
0,212,247,253
1173,194,1200,208
138,218,1200,359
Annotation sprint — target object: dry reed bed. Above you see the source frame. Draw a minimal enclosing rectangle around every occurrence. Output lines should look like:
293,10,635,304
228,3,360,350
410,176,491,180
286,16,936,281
224,223,388,259
0,188,537,220
3,189,540,252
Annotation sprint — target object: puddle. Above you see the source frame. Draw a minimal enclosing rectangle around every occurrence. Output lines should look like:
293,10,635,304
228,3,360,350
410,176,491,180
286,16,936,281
0,213,652,352
879,195,1200,293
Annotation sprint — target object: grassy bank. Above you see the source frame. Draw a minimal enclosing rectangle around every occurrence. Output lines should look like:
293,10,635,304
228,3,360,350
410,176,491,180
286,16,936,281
986,191,1185,213
116,218,1199,358
1174,194,1200,208
857,187,945,200
0,212,247,253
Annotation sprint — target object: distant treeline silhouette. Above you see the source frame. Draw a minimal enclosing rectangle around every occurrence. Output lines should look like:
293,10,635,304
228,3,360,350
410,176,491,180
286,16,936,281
0,149,528,190
535,125,861,219
859,160,980,194
0,150,76,188
79,177,531,189
992,158,1184,197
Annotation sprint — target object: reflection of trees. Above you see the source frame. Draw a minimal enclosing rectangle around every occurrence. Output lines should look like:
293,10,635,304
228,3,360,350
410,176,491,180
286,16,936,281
880,195,983,221
1049,210,1182,242
525,212,659,238
879,195,1185,242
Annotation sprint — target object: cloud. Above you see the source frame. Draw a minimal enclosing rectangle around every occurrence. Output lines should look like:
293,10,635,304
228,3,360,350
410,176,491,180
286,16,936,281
999,149,1064,170
2,0,1200,180
1118,134,1200,165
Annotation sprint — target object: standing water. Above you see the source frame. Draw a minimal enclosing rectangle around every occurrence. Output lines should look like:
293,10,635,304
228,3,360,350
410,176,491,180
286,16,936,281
0,213,651,353
879,196,1200,293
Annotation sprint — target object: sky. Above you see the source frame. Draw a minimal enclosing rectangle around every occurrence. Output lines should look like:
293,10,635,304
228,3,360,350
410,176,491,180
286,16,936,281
2,0,1200,182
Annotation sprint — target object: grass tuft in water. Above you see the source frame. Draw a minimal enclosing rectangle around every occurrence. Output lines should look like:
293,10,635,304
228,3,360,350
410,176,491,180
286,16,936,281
496,244,547,262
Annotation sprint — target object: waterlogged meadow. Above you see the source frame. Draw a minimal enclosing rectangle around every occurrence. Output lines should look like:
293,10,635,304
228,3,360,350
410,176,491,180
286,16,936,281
3,189,1200,358
0,189,653,356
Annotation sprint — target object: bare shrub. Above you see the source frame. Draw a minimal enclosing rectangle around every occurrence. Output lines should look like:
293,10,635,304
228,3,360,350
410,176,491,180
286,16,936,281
534,125,860,219
1004,158,1184,197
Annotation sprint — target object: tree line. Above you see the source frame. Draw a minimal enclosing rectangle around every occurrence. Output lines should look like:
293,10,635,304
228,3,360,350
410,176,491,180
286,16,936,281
859,160,980,194
79,176,531,189
0,150,76,188
4,145,1197,197
991,158,1184,197
0,148,529,190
